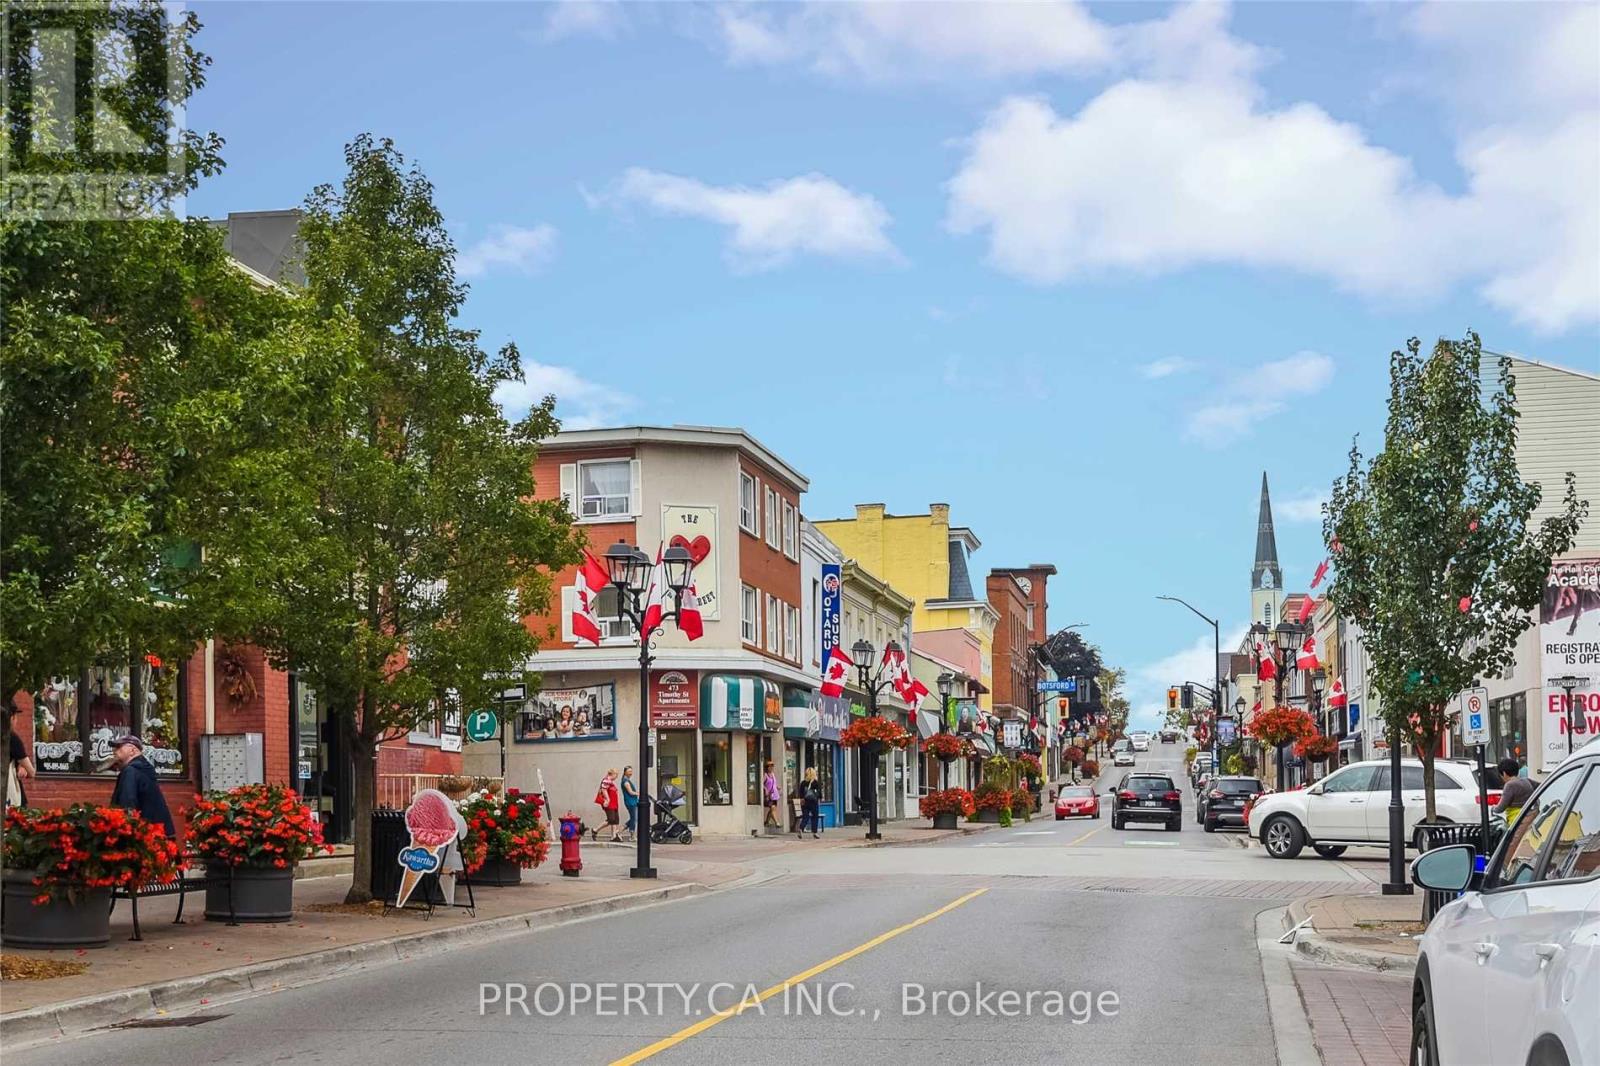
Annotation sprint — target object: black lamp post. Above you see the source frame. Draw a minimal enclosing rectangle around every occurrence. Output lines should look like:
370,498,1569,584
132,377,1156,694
850,637,900,841
604,540,693,880
1251,618,1306,791
1308,668,1327,782
1157,596,1222,794
936,672,955,791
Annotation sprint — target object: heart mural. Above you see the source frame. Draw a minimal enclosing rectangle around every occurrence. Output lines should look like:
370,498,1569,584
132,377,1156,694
669,534,712,566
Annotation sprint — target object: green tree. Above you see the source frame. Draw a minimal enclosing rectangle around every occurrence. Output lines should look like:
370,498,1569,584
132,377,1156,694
254,136,579,901
1324,333,1586,819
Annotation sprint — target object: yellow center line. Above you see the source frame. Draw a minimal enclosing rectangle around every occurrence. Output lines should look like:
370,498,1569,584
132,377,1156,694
608,887,990,1066
1064,824,1105,847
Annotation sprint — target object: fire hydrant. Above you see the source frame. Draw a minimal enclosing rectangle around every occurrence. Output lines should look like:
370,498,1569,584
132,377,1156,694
559,812,583,877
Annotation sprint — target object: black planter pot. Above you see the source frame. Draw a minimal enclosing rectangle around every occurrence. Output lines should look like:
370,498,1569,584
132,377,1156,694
977,809,1001,824
1,873,111,948
932,811,958,830
206,864,295,922
473,856,524,887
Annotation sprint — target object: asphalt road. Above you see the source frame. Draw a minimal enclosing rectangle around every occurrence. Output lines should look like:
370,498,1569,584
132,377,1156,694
8,744,1330,1066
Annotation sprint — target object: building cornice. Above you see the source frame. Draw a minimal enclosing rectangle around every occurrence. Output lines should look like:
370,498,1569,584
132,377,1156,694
526,646,819,687
544,425,809,491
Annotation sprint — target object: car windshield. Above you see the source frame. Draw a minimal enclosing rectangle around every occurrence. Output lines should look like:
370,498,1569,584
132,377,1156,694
1128,777,1174,791
1216,778,1263,794
1062,787,1094,797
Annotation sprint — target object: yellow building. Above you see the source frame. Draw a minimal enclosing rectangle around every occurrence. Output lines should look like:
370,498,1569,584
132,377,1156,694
813,504,999,710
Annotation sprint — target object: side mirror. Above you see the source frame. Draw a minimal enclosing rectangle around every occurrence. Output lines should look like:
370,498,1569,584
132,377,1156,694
1305,784,1324,796
1412,844,1475,893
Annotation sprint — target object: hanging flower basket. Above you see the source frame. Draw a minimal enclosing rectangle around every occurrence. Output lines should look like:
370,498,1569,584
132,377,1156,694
839,717,913,750
1294,735,1340,762
1017,753,1043,781
1063,745,1085,766
1246,707,1318,748
922,732,966,761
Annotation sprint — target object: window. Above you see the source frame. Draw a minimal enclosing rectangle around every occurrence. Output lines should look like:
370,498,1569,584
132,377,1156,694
739,472,757,534
782,501,797,558
741,585,759,644
745,734,774,805
1264,601,1273,626
1492,766,1585,888
578,459,631,518
766,593,779,652
34,657,187,777
784,604,799,661
1319,765,1377,793
765,488,779,548
1542,767,1600,883
702,733,732,805
593,586,635,641
1371,765,1430,792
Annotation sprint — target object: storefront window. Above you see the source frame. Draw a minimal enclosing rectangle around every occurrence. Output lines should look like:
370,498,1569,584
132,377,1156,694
810,741,836,803
1490,693,1528,767
32,657,186,775
134,658,186,776
702,732,732,805
33,677,83,773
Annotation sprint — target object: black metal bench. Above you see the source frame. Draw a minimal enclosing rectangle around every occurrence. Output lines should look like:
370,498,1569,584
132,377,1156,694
110,853,236,941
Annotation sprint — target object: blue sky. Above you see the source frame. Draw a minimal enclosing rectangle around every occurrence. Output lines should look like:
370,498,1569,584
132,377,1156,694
186,2,1599,730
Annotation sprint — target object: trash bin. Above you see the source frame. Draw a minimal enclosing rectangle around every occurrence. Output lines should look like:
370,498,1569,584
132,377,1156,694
371,809,443,905
1418,822,1503,922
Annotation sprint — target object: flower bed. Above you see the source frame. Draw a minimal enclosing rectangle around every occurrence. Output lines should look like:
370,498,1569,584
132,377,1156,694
839,716,913,749
3,804,180,903
187,783,330,869
918,788,976,819
458,787,548,872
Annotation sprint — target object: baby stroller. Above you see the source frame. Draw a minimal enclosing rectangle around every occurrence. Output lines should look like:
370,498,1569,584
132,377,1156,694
650,783,693,845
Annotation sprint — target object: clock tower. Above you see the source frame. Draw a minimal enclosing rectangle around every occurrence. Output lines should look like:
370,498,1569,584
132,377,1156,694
1251,472,1284,630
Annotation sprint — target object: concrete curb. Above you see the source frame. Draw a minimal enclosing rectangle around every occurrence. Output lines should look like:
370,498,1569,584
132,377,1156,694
1282,898,1418,975
853,823,1001,849
1255,906,1320,1066
1,880,707,1051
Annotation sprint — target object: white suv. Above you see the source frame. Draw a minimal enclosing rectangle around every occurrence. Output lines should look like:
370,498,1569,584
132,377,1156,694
1129,731,1151,752
1248,758,1486,859
1409,737,1599,1066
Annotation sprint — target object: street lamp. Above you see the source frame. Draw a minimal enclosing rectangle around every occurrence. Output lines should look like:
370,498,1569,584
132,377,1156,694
1157,595,1223,792
849,638,900,841
604,540,694,880
1308,668,1328,782
1550,675,1592,755
1255,619,1307,791
936,672,955,789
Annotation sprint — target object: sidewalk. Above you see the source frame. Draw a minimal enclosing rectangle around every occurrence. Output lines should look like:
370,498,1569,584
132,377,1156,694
1286,891,1423,971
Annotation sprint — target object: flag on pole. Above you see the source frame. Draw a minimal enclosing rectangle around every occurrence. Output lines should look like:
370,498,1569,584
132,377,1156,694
1256,643,1277,681
639,545,665,634
1310,558,1329,589
1297,636,1320,671
820,646,853,698
570,550,611,646
676,569,704,641
1297,594,1318,625
1327,678,1348,708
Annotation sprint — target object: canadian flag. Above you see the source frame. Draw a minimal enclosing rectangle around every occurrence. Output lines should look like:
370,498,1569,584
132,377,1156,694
1256,643,1277,681
1310,558,1329,589
571,550,611,647
1328,678,1348,708
890,647,928,707
676,569,704,642
1297,594,1318,625
820,646,853,698
1297,636,1321,671
640,546,666,634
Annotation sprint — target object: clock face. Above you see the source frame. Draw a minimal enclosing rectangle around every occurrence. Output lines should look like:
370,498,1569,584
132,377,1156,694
1016,577,1032,594
1260,568,1275,589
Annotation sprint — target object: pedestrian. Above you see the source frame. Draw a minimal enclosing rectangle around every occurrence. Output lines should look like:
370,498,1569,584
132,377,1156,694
1481,760,1506,790
620,765,639,841
6,704,35,808
799,767,822,838
593,768,622,842
762,760,781,828
1495,757,1534,821
109,735,175,838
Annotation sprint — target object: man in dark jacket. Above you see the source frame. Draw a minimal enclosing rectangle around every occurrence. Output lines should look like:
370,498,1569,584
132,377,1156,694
110,735,175,837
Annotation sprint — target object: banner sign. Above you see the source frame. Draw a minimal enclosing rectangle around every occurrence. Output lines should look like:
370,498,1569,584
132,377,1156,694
1003,720,1022,748
1217,718,1237,745
1540,557,1600,770
515,684,616,742
650,670,699,729
661,504,720,619
820,563,842,671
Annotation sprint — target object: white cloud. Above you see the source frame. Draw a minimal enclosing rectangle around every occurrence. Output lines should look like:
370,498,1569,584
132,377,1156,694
1139,357,1192,380
1183,352,1333,448
606,168,901,271
542,0,627,41
457,224,558,279
944,8,1598,333
1279,491,1328,523
1128,626,1249,732
493,360,632,431
711,1,1115,81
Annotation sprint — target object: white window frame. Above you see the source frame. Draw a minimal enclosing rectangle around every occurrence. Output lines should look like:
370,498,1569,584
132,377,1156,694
575,458,633,520
782,501,797,559
784,604,798,661
765,488,779,548
811,579,821,665
739,471,757,534
593,585,636,643
766,593,779,652
741,584,759,645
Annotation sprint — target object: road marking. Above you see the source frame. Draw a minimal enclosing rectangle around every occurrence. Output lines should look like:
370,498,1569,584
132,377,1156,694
607,887,989,1065
1123,840,1180,847
1063,825,1105,847
1013,831,1053,836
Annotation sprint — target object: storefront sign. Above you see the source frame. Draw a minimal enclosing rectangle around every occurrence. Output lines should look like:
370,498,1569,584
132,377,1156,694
515,684,616,742
1540,557,1600,770
662,504,720,619
816,695,849,741
820,564,842,667
1349,700,1361,736
1002,720,1022,748
650,670,700,729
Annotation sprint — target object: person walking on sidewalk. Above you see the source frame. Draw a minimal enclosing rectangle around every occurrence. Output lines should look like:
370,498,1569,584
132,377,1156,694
762,760,781,828
594,769,622,842
798,767,822,838
1495,757,1535,821
620,765,639,840
109,735,175,838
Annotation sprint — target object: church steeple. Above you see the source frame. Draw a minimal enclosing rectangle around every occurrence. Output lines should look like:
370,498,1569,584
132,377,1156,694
1252,472,1282,592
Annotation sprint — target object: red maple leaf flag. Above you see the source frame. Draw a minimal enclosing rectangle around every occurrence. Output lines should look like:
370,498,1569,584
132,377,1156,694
676,569,703,642
1310,558,1330,589
1328,678,1348,708
820,646,854,699
1256,643,1277,681
571,550,611,646
640,546,666,633
1297,594,1318,625
1297,636,1320,671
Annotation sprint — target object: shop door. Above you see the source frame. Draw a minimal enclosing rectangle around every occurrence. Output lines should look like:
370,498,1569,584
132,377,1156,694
656,731,697,826
291,677,352,844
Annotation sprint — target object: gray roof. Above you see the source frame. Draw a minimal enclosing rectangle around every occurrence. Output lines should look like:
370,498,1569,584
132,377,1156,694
947,538,975,600
1253,471,1282,589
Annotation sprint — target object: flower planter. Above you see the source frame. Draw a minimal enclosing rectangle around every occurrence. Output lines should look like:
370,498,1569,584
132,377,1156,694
206,864,295,922
931,811,959,830
860,739,885,757
977,809,1001,823
472,856,523,887
1,873,111,948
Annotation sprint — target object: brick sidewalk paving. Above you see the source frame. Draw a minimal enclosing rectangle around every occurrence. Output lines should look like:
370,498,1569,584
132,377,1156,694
1292,962,1411,1066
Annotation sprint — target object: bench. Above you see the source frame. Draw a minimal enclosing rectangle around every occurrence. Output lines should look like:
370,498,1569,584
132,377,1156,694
110,852,236,941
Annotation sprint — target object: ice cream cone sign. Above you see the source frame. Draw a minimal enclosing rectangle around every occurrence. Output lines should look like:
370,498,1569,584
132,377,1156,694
397,789,460,908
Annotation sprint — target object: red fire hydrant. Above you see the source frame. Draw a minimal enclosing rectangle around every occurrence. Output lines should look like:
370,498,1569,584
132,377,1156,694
559,812,583,877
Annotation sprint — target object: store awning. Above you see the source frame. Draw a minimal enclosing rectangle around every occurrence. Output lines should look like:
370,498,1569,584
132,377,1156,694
969,731,996,755
916,710,942,740
700,675,779,731
783,686,817,739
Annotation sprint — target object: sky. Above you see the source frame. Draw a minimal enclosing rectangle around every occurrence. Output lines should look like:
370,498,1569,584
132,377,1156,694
184,1,1600,732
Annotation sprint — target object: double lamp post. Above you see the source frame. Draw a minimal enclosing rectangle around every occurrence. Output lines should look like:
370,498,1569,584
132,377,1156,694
849,637,905,841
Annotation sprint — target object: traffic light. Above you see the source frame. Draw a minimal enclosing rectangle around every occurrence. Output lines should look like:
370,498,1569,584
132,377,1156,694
1181,683,1194,710
1166,688,1180,713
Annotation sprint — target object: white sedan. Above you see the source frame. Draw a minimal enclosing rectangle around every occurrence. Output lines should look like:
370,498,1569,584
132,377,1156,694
1247,757,1490,859
1409,737,1599,1066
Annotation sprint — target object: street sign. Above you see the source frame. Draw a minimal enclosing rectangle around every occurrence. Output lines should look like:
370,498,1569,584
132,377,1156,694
465,708,499,743
1459,687,1490,747
1037,679,1077,693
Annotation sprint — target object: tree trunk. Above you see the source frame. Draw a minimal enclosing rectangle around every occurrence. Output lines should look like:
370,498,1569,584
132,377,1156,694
1422,746,1438,824
343,694,378,905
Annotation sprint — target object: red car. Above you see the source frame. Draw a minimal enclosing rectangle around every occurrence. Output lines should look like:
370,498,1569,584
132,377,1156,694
1055,785,1100,820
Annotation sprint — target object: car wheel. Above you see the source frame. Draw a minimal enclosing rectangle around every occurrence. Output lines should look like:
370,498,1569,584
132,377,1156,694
1166,818,1181,832
1262,815,1305,859
1056,814,1065,821
1313,844,1348,859
1112,814,1123,830
1204,818,1217,833
1092,811,1100,820
1410,977,1439,1066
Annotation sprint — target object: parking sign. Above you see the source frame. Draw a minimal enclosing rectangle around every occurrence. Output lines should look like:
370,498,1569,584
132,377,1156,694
1459,687,1490,747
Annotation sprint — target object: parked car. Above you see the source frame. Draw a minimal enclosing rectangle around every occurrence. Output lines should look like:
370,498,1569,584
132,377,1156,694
1189,754,1213,784
1198,776,1265,831
1248,758,1490,859
1108,773,1182,832
1129,731,1151,752
1409,736,1599,1066
1054,785,1100,820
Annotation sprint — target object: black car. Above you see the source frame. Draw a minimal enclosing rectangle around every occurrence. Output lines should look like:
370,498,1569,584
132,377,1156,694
1108,773,1182,832
1198,775,1264,831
